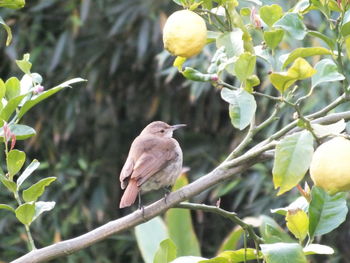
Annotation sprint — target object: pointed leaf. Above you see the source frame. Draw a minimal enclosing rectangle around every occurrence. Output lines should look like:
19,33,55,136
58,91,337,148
260,4,283,27
0,124,36,141
23,177,57,202
286,209,309,241
221,88,256,130
0,94,27,122
264,29,284,50
17,78,86,120
153,239,177,263
282,47,332,69
311,119,346,137
311,59,345,88
5,77,20,100
17,159,40,189
217,226,244,253
0,173,16,192
234,52,256,82
287,57,316,80
171,257,208,263
259,215,295,244
308,186,348,239
308,31,335,49
15,202,35,225
303,244,334,255
166,175,201,256
15,54,32,75
202,249,260,262
33,201,55,221
274,13,307,40
216,30,244,58
6,149,26,179
272,131,314,195
0,0,25,9
260,243,307,263
0,204,15,213
135,217,169,263
269,72,296,93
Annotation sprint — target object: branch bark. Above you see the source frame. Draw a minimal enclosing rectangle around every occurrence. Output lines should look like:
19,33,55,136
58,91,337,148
11,110,350,263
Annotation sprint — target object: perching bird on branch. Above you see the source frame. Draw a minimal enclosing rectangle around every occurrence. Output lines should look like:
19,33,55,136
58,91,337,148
119,121,185,208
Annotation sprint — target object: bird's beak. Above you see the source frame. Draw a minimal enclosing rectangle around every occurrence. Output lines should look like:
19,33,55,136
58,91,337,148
171,124,186,130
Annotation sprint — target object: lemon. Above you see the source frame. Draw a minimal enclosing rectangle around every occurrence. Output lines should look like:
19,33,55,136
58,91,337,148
163,10,207,58
310,137,350,194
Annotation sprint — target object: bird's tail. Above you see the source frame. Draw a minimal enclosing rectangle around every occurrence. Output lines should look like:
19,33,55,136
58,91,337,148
119,180,139,208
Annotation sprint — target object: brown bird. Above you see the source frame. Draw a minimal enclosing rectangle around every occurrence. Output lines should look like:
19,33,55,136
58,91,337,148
119,121,185,208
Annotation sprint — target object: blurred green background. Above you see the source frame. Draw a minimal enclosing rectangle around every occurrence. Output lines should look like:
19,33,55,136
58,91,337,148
0,0,349,262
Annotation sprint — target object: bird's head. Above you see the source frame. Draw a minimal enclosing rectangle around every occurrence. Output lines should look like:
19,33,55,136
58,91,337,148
141,121,186,138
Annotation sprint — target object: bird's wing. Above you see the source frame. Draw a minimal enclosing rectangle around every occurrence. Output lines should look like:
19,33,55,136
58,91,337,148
131,139,177,187
119,155,134,189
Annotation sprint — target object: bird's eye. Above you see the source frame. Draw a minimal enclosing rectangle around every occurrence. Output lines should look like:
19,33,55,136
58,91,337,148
160,129,165,133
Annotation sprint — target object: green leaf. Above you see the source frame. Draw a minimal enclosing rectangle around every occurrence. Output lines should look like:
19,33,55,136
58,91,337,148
33,201,55,222
0,79,5,100
135,217,169,263
264,29,284,50
308,31,335,50
274,13,307,40
341,9,350,37
259,4,283,27
166,175,201,256
217,226,244,253
234,52,256,82
202,249,260,262
173,56,186,71
5,77,20,100
269,72,296,93
17,78,86,120
0,123,36,141
0,0,25,9
311,119,346,137
260,243,307,263
282,47,331,69
216,30,244,58
245,75,260,92
259,215,295,244
285,209,309,241
23,177,57,202
15,54,32,74
345,36,350,60
0,204,15,213
308,186,348,239
15,202,35,225
153,239,177,263
311,59,345,88
0,94,27,123
0,173,16,192
272,131,314,195
271,196,309,216
221,88,256,130
17,159,40,189
0,16,12,46
303,244,334,255
7,149,26,179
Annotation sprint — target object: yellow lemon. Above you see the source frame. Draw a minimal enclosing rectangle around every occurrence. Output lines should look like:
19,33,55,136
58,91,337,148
163,10,207,58
310,137,350,194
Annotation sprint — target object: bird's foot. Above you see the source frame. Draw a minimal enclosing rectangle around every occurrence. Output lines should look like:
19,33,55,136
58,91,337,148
163,186,172,204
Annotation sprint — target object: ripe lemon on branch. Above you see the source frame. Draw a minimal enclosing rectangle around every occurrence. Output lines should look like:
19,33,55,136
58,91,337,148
310,137,350,194
163,10,207,58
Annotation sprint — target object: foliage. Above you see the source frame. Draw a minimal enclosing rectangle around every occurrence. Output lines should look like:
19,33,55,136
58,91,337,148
2,0,350,262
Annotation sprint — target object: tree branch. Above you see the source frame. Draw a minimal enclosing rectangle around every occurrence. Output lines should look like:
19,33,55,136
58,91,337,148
12,155,271,263
11,108,350,263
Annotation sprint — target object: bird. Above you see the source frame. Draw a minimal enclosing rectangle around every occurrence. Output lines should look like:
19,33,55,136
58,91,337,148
119,121,185,208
